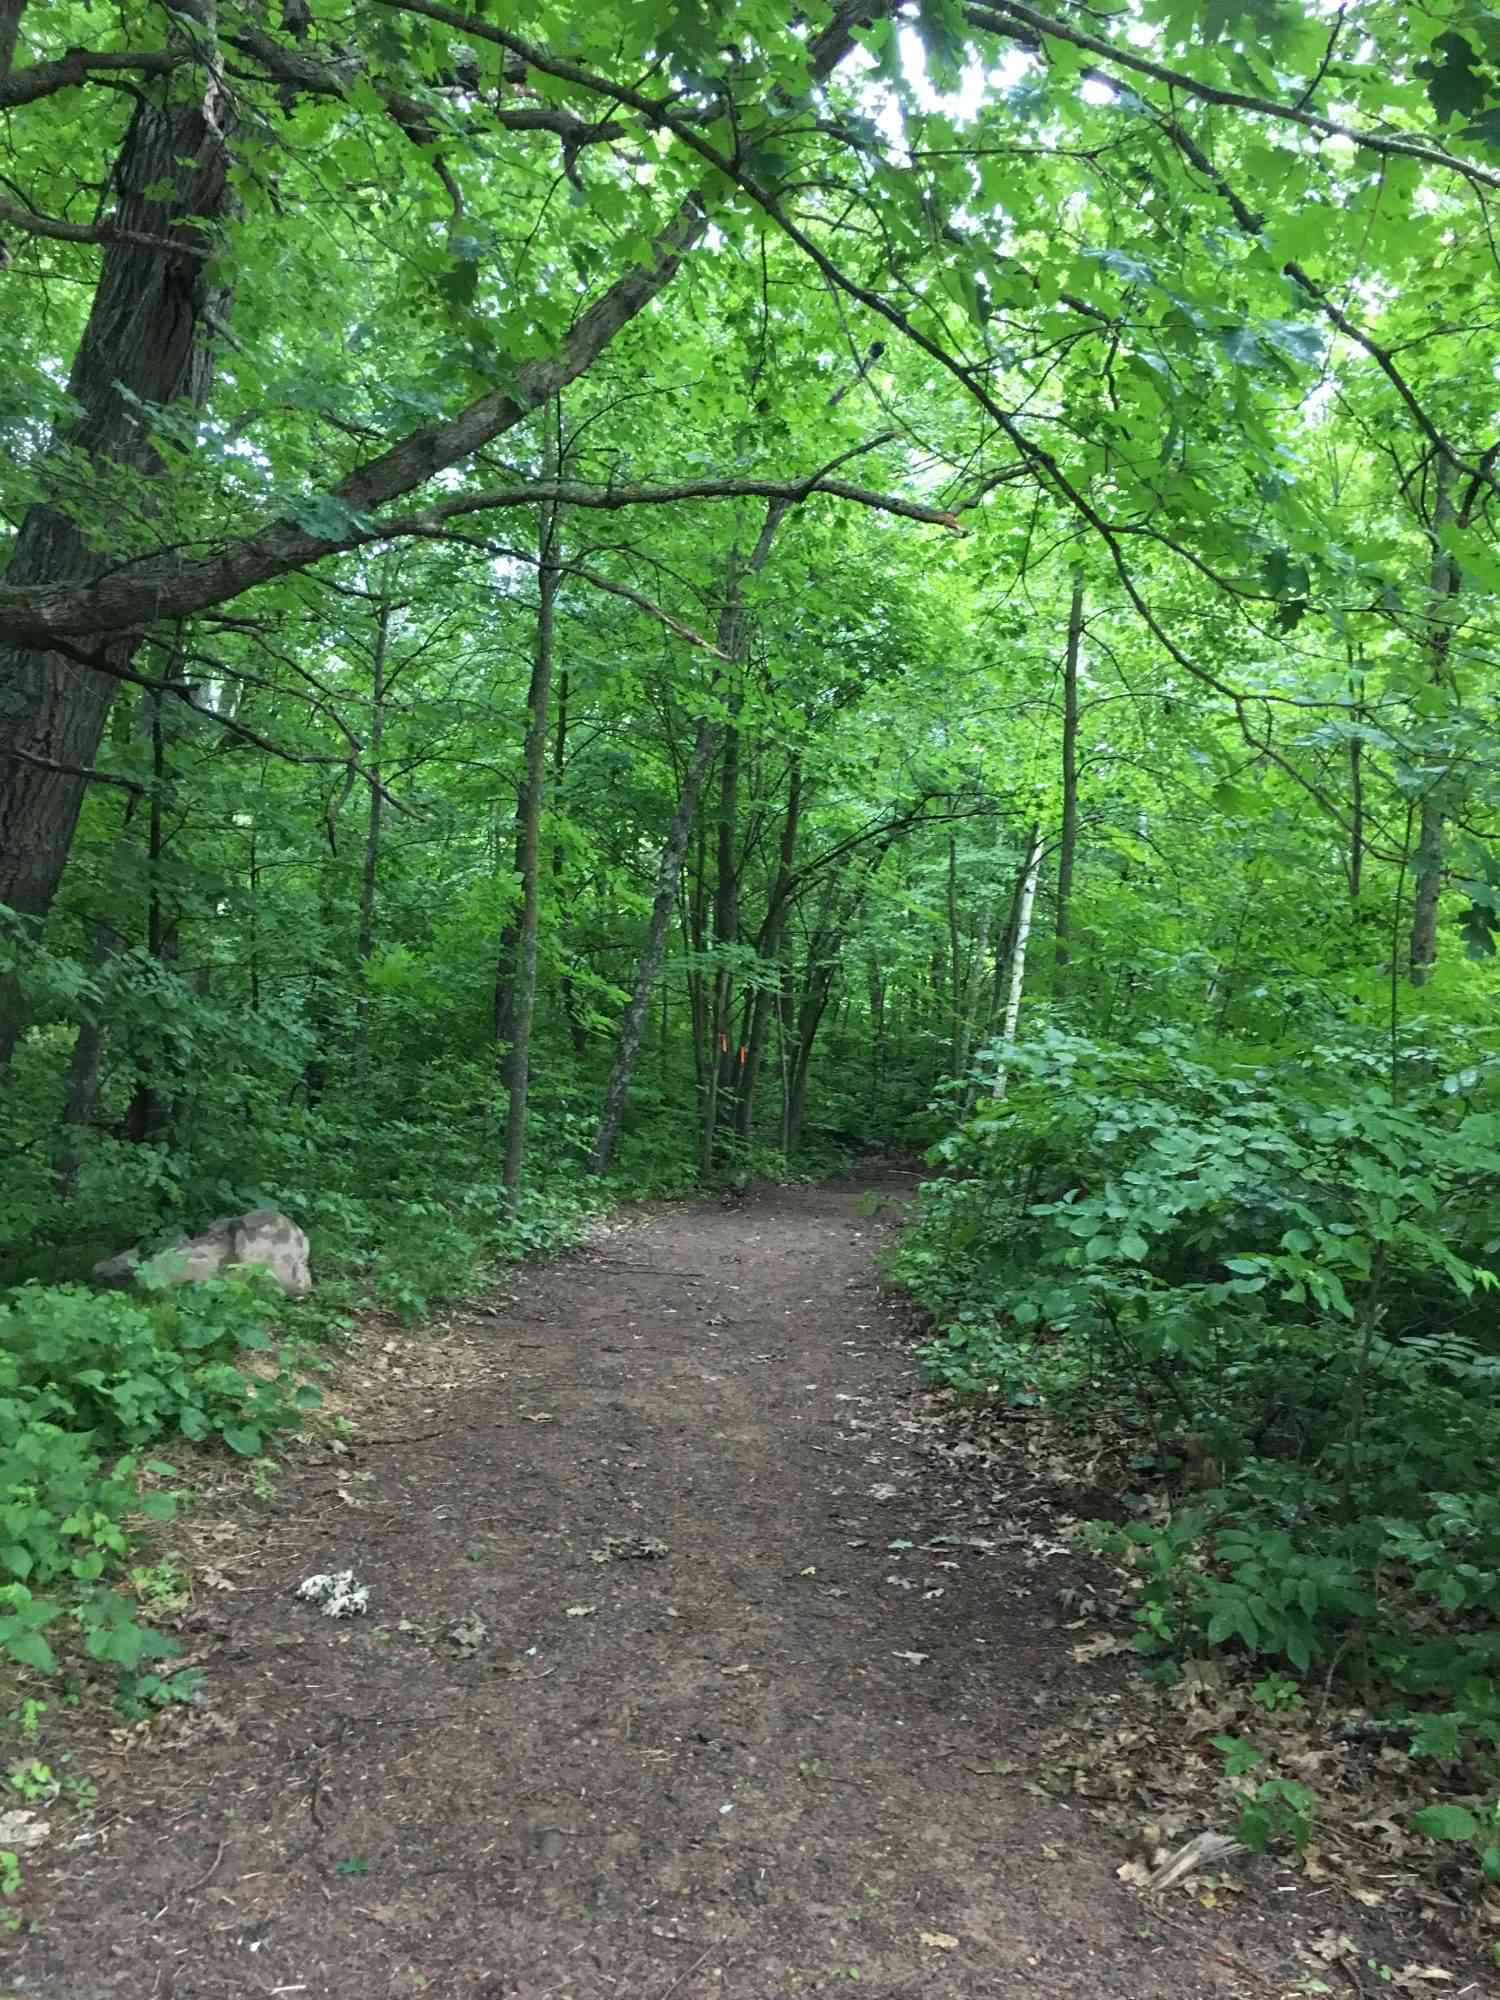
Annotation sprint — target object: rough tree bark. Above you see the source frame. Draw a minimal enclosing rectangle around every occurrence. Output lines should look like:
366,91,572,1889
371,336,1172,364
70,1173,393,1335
0,10,233,1065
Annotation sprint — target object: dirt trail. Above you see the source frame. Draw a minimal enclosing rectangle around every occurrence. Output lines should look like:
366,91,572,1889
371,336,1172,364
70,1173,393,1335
7,1175,1292,1999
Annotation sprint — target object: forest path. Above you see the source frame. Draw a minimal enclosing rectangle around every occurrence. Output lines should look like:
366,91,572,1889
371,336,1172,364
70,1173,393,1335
11,1174,1288,1999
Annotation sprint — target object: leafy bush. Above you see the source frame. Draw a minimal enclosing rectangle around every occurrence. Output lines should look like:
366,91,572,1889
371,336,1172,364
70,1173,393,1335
0,1278,320,1687
0,1280,314,1453
895,1025,1500,1759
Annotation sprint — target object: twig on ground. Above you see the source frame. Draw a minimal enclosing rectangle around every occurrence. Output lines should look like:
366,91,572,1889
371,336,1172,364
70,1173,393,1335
185,1837,227,1896
656,1942,719,2000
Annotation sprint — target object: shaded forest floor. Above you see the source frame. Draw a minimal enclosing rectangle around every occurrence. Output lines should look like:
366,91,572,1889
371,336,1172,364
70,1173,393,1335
0,1173,1460,1998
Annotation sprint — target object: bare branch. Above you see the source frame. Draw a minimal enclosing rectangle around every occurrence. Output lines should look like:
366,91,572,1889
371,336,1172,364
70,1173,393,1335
0,195,212,258
0,743,146,797
0,45,179,111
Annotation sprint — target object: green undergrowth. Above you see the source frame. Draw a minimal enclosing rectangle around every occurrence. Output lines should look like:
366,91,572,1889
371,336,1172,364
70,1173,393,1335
0,1274,316,1702
893,1023,1500,1878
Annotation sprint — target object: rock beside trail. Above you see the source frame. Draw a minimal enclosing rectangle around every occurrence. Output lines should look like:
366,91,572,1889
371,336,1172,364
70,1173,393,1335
93,1208,312,1298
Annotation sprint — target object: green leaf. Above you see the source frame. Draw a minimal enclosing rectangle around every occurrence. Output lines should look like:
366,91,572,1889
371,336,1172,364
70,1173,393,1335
1,1629,55,1673
1417,33,1488,123
283,492,375,543
1211,1733,1265,1777
1411,1804,1480,1842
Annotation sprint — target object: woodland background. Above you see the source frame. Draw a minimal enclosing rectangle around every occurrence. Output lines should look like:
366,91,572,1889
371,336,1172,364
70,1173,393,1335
3,0,1500,1906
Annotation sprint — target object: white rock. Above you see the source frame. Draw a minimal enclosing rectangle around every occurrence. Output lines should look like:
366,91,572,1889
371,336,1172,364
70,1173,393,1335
297,1570,369,1617
94,1208,312,1298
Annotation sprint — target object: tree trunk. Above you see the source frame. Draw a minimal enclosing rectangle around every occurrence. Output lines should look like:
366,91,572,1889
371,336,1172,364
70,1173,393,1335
0,3,23,80
993,822,1042,1100
502,404,562,1209
54,919,121,1198
353,595,391,1080
958,858,996,1110
247,804,261,1015
591,501,788,1175
734,755,802,1141
866,950,886,1124
701,691,743,1173
1054,570,1084,983
122,678,179,1145
1410,458,1458,986
946,828,963,1077
785,842,892,1151
0,17,233,1065
686,822,710,1105
990,849,1027,1029
550,668,587,1058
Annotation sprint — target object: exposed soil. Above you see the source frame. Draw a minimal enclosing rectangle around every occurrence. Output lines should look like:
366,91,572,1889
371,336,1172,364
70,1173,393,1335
0,1174,1395,1997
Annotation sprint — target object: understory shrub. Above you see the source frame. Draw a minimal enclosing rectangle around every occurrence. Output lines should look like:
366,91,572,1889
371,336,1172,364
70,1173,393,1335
895,1024,1500,1764
0,1277,320,1688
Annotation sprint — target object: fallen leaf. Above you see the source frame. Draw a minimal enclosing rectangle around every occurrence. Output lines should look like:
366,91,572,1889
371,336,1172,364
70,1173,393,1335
919,1932,959,1951
564,1604,597,1618
1071,1633,1132,1663
1304,1930,1358,1965
892,1650,929,1666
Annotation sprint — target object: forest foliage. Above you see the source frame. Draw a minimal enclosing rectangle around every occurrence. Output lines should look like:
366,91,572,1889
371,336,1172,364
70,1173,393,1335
2,0,1500,1893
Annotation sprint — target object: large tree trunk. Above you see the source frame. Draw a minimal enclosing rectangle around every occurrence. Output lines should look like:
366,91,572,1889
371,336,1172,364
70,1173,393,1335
1054,570,1084,985
501,406,562,1210
591,501,788,1175
0,3,22,80
0,16,233,1066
